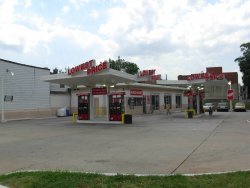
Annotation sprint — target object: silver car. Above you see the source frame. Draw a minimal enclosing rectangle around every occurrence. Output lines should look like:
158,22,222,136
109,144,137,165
203,103,215,112
234,102,246,112
217,102,229,112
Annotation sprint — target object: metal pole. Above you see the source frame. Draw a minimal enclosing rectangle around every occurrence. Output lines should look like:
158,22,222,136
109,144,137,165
229,83,233,112
1,77,5,122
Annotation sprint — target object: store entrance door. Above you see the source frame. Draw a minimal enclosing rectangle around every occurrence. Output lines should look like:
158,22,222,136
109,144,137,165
78,94,90,120
109,93,125,121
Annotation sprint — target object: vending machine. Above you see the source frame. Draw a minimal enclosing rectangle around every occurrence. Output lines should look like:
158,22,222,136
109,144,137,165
78,94,90,120
109,93,124,121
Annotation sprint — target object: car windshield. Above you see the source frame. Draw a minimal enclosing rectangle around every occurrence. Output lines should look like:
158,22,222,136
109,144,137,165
218,103,227,105
236,102,245,106
204,103,213,106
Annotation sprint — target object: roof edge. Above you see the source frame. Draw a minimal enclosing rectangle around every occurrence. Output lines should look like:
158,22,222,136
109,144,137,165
0,58,50,71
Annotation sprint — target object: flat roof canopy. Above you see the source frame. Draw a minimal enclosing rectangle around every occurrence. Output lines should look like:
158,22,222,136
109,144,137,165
42,68,137,88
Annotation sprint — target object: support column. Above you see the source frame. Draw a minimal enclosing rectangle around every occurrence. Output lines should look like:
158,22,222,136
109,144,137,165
196,94,200,114
106,94,109,121
89,93,94,120
171,93,175,111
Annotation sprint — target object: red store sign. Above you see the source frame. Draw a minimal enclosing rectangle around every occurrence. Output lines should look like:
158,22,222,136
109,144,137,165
87,61,108,75
92,87,107,95
187,73,224,81
151,74,161,80
68,59,95,75
139,69,156,77
130,89,143,96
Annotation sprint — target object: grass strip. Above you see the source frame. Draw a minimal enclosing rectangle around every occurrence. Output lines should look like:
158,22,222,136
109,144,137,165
0,171,250,188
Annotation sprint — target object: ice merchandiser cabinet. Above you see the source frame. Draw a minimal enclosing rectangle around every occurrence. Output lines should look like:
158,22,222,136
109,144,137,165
78,94,90,120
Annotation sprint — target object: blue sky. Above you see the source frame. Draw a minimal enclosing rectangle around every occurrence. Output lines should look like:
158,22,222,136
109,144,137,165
1,0,250,83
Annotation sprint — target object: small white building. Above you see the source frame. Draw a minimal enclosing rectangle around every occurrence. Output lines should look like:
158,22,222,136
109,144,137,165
0,59,51,120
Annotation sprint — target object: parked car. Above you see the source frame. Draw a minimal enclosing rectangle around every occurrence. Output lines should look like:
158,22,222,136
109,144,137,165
217,102,229,112
234,102,246,112
203,103,215,112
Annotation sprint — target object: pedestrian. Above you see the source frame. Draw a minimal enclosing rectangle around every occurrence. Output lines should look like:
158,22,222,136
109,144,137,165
208,106,213,116
166,103,171,115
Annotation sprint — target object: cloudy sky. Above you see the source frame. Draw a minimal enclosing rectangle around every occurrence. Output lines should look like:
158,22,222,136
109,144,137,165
0,0,249,83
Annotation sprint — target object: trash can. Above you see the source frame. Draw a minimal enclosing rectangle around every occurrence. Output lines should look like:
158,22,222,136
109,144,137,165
124,114,132,124
66,109,70,116
188,110,193,119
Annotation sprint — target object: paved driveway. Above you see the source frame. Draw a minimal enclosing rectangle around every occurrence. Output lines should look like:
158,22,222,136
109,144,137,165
0,111,250,175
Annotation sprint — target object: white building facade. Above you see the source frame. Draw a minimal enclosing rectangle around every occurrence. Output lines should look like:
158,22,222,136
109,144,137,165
0,59,51,120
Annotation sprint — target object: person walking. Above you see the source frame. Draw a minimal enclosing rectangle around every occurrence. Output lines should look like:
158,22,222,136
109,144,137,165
208,106,213,116
166,103,171,115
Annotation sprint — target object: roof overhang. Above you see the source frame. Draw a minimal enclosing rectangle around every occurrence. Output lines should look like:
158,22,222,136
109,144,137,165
42,68,137,88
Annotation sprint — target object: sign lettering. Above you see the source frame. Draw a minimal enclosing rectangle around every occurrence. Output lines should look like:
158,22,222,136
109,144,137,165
87,61,108,75
68,59,95,75
130,89,143,96
187,73,224,81
139,69,156,77
92,87,107,95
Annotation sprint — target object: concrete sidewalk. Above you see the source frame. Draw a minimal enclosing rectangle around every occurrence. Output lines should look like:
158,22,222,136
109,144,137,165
0,111,249,175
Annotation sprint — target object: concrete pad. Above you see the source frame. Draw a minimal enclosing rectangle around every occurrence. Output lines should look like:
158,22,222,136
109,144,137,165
0,112,249,175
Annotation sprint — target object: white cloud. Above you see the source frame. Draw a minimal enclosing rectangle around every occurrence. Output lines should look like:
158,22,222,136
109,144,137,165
24,0,32,8
100,0,250,48
70,0,91,9
0,0,18,24
97,0,249,83
62,5,70,13
90,9,99,19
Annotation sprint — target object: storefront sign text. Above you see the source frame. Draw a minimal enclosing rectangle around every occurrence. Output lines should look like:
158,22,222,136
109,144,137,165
87,61,108,75
92,87,107,95
138,69,161,81
139,69,156,77
187,73,224,81
68,59,95,75
130,89,143,96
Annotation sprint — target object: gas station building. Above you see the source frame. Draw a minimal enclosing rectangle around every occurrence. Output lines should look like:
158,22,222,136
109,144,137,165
43,60,188,123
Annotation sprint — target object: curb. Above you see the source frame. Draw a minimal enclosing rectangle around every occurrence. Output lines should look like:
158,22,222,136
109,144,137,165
4,169,250,177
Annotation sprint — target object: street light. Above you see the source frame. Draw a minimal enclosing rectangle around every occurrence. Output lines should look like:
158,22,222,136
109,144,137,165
1,69,14,123
228,80,233,112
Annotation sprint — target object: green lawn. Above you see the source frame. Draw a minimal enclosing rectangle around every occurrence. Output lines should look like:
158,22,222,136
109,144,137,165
0,171,250,188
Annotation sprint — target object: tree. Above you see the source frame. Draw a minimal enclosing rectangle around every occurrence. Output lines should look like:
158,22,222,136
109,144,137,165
235,42,250,98
51,67,67,74
109,56,140,75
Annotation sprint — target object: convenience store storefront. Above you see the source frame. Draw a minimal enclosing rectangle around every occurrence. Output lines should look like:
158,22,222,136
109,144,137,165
43,60,187,123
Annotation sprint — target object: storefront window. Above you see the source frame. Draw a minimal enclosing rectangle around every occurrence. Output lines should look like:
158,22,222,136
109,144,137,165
164,95,172,109
151,95,159,110
176,95,182,108
128,97,143,109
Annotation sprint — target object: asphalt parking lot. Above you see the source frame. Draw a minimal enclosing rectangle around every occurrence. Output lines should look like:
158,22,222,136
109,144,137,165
0,111,250,175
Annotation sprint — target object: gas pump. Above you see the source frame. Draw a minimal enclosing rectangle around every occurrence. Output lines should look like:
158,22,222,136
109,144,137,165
78,94,90,120
109,93,124,121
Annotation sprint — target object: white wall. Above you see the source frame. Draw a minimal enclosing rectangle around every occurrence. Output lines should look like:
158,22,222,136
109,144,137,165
50,94,70,108
0,60,50,110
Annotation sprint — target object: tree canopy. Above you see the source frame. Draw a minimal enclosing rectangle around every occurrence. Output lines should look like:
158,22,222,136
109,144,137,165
108,57,140,75
235,42,250,98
